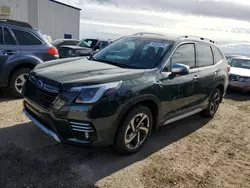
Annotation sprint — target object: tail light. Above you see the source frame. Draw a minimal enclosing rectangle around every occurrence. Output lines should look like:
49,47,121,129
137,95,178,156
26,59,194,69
226,65,231,72
47,47,59,58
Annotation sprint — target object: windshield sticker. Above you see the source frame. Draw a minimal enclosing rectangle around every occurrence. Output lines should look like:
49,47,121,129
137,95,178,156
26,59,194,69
149,42,169,48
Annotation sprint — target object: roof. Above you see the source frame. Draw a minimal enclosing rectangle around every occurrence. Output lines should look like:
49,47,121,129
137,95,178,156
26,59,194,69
128,32,218,46
49,0,81,11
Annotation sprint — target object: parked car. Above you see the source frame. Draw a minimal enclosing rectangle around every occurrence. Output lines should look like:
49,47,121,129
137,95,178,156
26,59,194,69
0,19,58,97
228,56,250,91
51,39,79,49
58,38,112,58
23,33,229,154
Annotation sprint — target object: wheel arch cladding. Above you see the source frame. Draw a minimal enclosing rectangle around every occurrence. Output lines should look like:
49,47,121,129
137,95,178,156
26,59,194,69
116,98,160,137
8,63,36,85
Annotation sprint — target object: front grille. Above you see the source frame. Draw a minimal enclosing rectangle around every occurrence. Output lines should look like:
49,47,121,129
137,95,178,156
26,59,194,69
229,74,239,81
25,80,58,110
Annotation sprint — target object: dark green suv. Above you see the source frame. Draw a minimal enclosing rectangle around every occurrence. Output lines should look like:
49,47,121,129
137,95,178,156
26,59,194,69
23,33,229,154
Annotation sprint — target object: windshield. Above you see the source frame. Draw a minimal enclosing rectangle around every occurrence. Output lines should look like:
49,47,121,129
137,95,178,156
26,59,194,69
92,37,172,69
230,59,250,70
78,39,98,48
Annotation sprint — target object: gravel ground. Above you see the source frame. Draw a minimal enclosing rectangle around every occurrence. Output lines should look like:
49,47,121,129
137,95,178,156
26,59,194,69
0,88,250,188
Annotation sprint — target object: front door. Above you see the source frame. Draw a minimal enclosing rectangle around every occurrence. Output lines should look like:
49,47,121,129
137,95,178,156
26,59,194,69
159,43,201,120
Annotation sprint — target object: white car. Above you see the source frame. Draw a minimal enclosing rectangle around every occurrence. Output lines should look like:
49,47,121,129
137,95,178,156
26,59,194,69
229,57,250,91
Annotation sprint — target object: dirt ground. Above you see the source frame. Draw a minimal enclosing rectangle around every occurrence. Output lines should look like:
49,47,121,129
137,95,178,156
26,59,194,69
0,88,250,188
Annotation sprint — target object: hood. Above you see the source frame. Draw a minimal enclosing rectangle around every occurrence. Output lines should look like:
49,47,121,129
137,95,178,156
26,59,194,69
59,45,91,50
34,57,145,86
230,67,250,77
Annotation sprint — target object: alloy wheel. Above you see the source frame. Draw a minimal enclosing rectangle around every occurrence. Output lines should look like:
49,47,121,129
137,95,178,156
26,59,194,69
15,73,28,94
210,92,220,115
124,113,150,150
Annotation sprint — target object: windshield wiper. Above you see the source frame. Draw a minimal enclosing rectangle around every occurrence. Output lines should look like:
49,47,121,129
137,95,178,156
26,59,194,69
95,59,132,68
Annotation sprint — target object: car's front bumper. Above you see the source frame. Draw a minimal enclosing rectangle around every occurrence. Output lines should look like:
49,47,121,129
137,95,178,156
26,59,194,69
228,81,250,91
23,97,119,147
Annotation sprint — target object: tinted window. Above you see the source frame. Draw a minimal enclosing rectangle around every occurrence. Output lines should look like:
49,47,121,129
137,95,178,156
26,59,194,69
4,28,15,45
171,44,195,68
12,29,42,45
213,47,224,64
97,41,109,49
0,27,3,45
196,44,213,67
78,39,98,48
93,37,171,69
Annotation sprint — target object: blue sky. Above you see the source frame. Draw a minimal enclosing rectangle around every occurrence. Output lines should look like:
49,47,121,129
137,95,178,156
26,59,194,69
60,0,250,54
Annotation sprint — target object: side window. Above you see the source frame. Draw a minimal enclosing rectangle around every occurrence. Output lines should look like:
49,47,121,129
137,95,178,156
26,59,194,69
12,29,42,45
171,44,195,68
0,27,3,45
4,28,15,45
196,44,213,67
213,47,224,64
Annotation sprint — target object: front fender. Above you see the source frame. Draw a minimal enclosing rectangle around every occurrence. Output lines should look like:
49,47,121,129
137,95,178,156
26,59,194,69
115,94,161,131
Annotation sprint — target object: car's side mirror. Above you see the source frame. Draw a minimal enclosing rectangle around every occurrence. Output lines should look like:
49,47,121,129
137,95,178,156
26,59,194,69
171,63,190,75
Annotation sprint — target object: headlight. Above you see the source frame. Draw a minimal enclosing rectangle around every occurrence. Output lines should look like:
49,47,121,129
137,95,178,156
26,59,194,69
68,81,122,104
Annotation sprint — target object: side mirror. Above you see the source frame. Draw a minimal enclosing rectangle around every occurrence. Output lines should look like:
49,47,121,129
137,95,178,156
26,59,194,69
171,63,190,75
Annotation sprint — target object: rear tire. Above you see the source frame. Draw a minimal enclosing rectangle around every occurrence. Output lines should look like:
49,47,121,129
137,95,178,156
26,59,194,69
114,105,153,155
9,68,31,98
201,88,222,117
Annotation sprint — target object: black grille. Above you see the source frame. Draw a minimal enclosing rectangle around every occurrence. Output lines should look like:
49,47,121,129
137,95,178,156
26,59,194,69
25,80,58,110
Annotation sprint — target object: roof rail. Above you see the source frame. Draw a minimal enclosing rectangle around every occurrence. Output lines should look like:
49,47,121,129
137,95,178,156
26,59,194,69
179,35,216,44
133,32,165,36
0,19,32,28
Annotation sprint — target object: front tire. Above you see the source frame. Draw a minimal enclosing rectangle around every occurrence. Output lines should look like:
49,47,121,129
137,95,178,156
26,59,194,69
9,68,31,98
201,88,222,117
115,105,153,155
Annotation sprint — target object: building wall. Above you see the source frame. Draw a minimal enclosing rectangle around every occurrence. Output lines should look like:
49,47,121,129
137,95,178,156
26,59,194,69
1,0,29,22
0,0,80,40
37,0,80,40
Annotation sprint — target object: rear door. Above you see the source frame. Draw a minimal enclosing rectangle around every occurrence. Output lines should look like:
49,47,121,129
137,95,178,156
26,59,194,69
196,43,217,102
0,27,21,83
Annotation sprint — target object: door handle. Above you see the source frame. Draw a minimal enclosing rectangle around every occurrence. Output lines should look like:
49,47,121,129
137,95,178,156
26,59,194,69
3,50,16,55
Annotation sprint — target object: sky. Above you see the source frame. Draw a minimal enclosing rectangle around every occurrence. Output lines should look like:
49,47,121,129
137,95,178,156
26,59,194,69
59,0,250,54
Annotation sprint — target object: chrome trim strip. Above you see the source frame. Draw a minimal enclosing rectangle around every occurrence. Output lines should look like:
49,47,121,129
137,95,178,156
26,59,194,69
23,109,61,142
164,108,203,125
68,138,90,144
71,125,93,130
72,128,94,132
70,121,90,126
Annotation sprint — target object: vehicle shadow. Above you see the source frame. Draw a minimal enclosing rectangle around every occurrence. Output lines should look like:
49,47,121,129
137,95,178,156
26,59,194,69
0,114,210,187
0,89,17,102
224,90,250,101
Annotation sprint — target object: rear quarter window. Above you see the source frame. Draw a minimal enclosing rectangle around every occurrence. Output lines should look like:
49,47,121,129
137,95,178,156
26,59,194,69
12,29,42,45
196,44,213,67
212,47,224,64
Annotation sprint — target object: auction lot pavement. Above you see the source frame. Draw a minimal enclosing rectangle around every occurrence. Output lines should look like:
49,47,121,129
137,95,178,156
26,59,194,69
0,89,250,188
